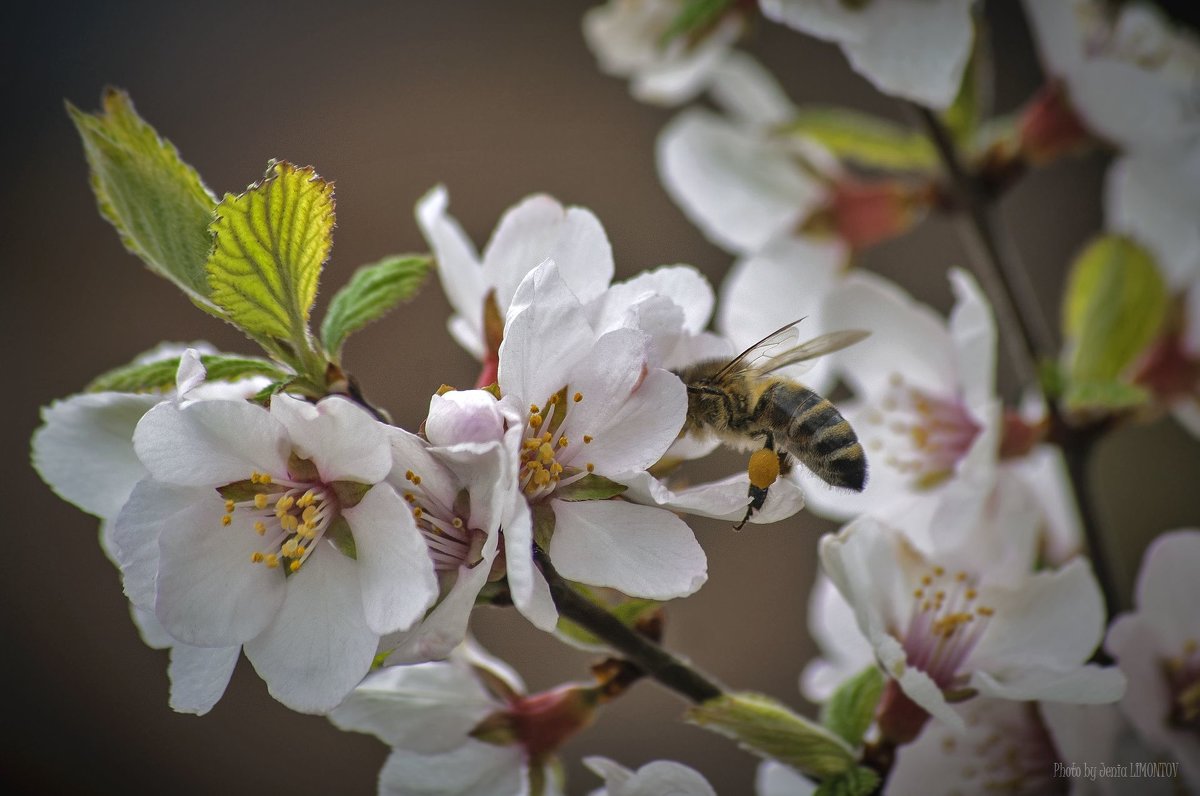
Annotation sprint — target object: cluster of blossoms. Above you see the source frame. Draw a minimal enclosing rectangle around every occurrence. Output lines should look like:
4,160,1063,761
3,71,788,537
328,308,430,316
34,1,1200,794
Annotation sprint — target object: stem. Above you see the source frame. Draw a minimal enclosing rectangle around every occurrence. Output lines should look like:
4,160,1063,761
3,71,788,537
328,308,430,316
1060,425,1121,625
911,105,1054,393
534,548,724,704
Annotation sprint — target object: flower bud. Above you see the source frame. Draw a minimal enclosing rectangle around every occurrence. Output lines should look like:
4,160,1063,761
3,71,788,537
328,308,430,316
1018,81,1091,166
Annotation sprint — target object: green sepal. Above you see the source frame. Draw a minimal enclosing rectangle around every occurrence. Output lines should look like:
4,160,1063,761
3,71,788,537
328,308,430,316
87,353,287,394
1061,235,1167,411
777,108,938,172
552,474,628,501
1063,381,1151,413
820,665,884,748
206,160,334,358
687,692,856,779
326,516,357,560
532,503,556,551
661,0,734,45
320,254,432,359
287,452,320,483
331,481,372,509
813,766,881,796
68,89,218,302
215,480,276,502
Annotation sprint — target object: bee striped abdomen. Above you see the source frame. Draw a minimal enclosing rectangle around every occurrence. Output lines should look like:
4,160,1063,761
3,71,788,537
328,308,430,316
754,380,867,491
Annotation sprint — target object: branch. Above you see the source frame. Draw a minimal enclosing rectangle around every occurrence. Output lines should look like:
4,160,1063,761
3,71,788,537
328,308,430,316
534,548,724,704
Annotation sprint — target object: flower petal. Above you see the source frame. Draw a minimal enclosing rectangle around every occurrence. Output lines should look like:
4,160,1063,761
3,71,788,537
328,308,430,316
585,756,717,796
243,548,378,713
378,742,526,796
417,185,486,358
615,469,804,524
33,392,161,519
1106,154,1200,290
426,390,507,448
503,492,559,631
167,643,241,715
345,484,439,636
548,499,707,600
708,51,796,128
970,664,1126,705
756,761,817,796
270,395,392,484
1132,529,1200,642
134,399,290,487
877,633,963,729
947,269,997,418
801,575,873,702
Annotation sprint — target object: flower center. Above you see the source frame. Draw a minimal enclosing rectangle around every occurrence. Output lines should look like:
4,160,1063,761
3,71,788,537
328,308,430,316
518,390,596,502
400,468,485,572
1165,639,1200,732
863,374,980,489
925,704,1061,793
219,470,335,574
901,566,994,691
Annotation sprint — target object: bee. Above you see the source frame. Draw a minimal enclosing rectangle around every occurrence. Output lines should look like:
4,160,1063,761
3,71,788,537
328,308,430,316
674,321,869,528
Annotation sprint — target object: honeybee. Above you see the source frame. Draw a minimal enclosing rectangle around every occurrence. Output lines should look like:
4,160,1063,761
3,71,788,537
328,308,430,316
674,321,869,528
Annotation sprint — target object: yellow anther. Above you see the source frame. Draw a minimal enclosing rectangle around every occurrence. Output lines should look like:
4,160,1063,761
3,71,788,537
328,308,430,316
296,546,306,557
534,469,551,486
530,404,540,414
413,507,424,519
955,571,968,582
265,554,280,569
254,493,269,509
921,575,933,586
549,394,559,405
573,392,583,403
934,590,945,601
911,427,929,449
452,517,463,528
404,492,415,503
436,384,456,396
261,473,272,484
297,490,315,508
530,414,544,429
412,475,421,485
221,514,232,527
224,499,235,512
405,470,415,482
281,514,299,532
583,435,593,444
276,495,295,513
965,588,978,600
976,606,995,617
281,539,299,558
538,443,556,463
254,521,267,536
250,472,260,484
586,463,595,473
289,560,302,572
251,552,265,563
558,435,568,448
523,438,541,450
550,462,563,475
933,566,945,577
302,506,318,523
913,589,924,599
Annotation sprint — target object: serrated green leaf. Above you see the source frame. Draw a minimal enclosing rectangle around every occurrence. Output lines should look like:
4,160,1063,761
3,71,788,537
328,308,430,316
68,89,217,300
688,692,855,779
87,353,286,393
661,0,734,45
820,666,883,748
552,473,628,501
1062,235,1167,386
1063,380,1151,413
320,254,431,357
814,766,880,796
207,161,334,345
778,108,938,172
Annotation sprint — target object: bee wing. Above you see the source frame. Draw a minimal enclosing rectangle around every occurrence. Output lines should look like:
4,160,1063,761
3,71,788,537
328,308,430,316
755,329,870,375
713,320,804,380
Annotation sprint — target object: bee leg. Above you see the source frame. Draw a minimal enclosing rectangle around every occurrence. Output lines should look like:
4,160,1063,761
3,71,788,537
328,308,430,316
777,451,793,476
738,441,781,530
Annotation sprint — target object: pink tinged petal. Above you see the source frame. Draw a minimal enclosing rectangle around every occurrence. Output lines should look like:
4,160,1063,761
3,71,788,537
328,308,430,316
498,261,595,407
416,185,486,357
378,742,526,796
33,392,161,519
567,366,687,475
876,633,963,730
947,269,998,418
155,501,286,647
270,395,391,484
167,643,240,715
134,399,290,487
504,492,559,631
657,109,824,254
756,761,817,796
426,390,506,447
329,661,498,754
243,549,377,714
483,194,614,311
547,499,707,600
345,485,439,636
1133,529,1200,642
111,479,212,610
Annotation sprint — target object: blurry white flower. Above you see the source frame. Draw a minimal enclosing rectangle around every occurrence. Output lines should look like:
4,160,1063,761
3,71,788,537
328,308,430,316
585,756,716,796
800,574,874,703
1105,529,1200,790
1041,701,1182,795
760,0,976,110
755,761,817,796
113,386,439,713
583,0,744,106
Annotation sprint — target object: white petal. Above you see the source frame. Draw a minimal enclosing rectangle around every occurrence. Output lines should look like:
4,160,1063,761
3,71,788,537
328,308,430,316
877,633,963,730
388,427,460,517
345,485,439,636
708,51,795,128
134,399,290,486
548,499,707,600
378,742,526,796
585,757,717,796
270,395,392,484
483,195,614,311
155,498,286,647
615,469,804,524
592,264,714,335
175,348,207,396
756,761,817,796
167,643,240,715
1132,529,1200,642
243,549,378,714
426,390,506,447
801,575,873,702
504,492,559,631
329,660,497,754
417,185,486,356
947,269,998,418
970,664,1125,704
1105,154,1200,290
657,109,824,254
33,392,160,518
1003,446,1083,566
1068,59,1200,153
1020,0,1086,77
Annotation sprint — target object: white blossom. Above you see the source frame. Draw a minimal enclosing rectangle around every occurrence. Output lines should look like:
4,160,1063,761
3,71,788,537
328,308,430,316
585,756,717,796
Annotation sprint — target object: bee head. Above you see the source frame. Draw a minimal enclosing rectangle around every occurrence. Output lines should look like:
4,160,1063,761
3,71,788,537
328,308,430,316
683,381,728,432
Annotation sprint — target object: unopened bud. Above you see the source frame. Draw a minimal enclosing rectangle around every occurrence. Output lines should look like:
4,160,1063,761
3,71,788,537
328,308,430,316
1018,81,1092,165
875,679,930,745
823,179,931,250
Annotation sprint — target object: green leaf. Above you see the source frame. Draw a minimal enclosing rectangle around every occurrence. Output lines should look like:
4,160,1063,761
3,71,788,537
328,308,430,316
661,0,733,45
814,767,881,796
941,19,987,148
87,353,286,393
778,108,938,172
1062,235,1167,386
552,473,628,501
1063,380,1151,413
688,692,855,779
820,666,884,748
68,89,218,300
320,254,431,357
207,160,334,345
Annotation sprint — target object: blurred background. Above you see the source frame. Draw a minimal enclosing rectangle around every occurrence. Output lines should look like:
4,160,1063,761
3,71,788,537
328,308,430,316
4,1,1200,793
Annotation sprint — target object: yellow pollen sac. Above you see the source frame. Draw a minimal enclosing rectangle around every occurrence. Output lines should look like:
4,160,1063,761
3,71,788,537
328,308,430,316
302,505,318,523
534,469,552,487
412,475,421,485
921,575,933,586
530,414,544,429
583,435,593,444
541,432,552,443
530,404,540,414
538,443,556,463
573,392,583,403
523,438,541,450
296,545,307,557
405,470,415,482
550,462,564,476
586,463,595,473
748,448,781,490
404,492,416,503
281,514,299,532
224,499,235,512
451,517,463,528
254,521,267,536
965,588,978,600
976,606,995,617
913,589,925,599
297,490,315,508
221,514,233,527
558,435,568,448
265,554,280,569
254,493,269,509
276,495,295,513
251,552,265,563
413,507,424,519
289,560,302,572
933,566,945,577
955,571,968,582
548,394,559,405
281,539,299,558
